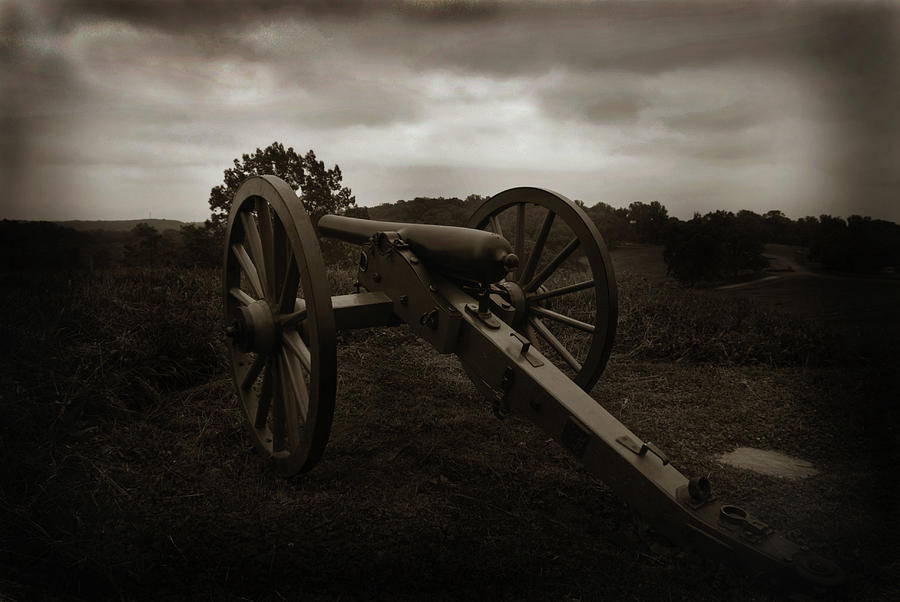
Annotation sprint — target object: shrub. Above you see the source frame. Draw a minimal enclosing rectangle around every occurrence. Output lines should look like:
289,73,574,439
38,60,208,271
663,211,766,285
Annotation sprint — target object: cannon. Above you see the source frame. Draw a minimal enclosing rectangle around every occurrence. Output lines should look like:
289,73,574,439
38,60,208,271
222,175,842,587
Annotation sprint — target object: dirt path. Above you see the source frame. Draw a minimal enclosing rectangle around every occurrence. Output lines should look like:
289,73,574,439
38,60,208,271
707,244,900,328
719,244,898,291
763,243,812,275
716,245,812,291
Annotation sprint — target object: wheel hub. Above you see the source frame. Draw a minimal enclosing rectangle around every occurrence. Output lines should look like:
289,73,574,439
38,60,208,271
233,300,280,354
489,281,552,330
490,281,527,329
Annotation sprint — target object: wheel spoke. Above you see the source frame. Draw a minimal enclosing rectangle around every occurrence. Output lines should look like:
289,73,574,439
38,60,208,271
489,215,504,239
254,358,274,428
278,254,300,314
256,198,276,298
280,297,307,327
241,353,267,390
271,359,286,452
525,323,541,350
229,287,255,306
272,212,290,306
231,243,265,299
282,329,312,373
530,316,582,372
281,348,310,423
239,210,269,296
514,203,525,281
525,236,580,292
279,306,308,328
530,305,595,333
527,279,595,302
278,353,303,450
519,208,555,287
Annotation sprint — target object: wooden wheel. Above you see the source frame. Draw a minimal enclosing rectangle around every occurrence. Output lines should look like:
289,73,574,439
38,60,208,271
223,175,337,475
467,187,617,391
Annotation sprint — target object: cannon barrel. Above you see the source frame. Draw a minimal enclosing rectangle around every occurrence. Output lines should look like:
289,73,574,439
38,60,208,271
318,214,518,283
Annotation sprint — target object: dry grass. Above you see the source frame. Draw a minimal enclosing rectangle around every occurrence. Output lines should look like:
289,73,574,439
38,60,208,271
615,271,842,366
1,250,897,600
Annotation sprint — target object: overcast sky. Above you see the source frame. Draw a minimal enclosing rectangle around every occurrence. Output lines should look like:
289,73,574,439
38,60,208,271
1,0,898,223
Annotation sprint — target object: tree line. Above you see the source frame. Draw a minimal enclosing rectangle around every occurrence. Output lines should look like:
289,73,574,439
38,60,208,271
363,196,900,284
5,193,898,284
4,141,897,285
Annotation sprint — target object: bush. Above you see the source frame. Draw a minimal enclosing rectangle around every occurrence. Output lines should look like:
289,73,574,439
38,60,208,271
809,214,900,273
178,223,221,268
0,220,93,271
663,211,766,285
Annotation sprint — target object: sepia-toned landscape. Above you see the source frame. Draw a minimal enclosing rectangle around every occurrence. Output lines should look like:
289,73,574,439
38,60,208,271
2,194,898,599
3,0,899,599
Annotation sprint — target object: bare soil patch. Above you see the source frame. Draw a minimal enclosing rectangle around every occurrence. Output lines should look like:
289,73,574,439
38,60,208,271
716,448,819,480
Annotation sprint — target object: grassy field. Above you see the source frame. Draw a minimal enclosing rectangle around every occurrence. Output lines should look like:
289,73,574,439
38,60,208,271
1,245,898,600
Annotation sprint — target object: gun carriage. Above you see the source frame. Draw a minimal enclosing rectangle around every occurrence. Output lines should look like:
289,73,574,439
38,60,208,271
223,175,841,587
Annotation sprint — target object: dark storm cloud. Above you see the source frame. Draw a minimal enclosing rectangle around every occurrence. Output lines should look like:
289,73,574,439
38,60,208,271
35,1,900,89
1,2,90,216
810,5,900,218
44,2,816,75
51,0,498,32
661,103,760,134
52,0,358,32
0,2,28,215
537,77,646,124
668,136,769,164
5,0,900,221
41,2,900,114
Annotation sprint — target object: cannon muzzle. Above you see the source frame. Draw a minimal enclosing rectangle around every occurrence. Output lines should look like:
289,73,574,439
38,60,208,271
318,214,518,283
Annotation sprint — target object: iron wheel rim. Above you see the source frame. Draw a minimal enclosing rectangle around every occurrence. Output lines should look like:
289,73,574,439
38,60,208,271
223,175,337,474
467,187,617,391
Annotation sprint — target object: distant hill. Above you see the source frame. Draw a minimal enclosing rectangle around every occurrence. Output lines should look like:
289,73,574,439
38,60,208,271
56,218,196,232
367,196,479,226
